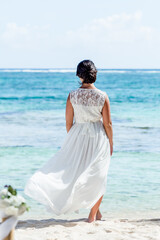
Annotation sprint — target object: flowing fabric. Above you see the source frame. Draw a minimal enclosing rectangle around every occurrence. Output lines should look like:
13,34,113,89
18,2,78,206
24,88,111,216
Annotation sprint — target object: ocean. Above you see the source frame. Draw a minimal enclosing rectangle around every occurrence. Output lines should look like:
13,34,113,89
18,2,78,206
0,69,159,219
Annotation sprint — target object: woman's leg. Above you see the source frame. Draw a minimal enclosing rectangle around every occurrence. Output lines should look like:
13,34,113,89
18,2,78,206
96,208,102,220
87,195,103,223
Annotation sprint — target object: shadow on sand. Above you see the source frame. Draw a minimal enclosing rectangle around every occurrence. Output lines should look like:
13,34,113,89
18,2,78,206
16,217,88,229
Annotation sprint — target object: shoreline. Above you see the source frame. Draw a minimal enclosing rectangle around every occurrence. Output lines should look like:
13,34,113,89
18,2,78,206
18,208,160,220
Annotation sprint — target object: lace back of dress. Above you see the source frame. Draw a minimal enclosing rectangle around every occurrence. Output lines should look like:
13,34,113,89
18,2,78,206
70,89,106,123
70,89,105,107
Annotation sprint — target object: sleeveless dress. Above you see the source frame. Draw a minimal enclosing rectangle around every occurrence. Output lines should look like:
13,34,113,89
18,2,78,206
24,88,111,216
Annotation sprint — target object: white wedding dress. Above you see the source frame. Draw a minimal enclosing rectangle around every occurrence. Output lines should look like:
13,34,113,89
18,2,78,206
24,88,111,216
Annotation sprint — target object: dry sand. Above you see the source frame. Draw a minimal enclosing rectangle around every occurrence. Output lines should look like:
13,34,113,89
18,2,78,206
15,216,160,240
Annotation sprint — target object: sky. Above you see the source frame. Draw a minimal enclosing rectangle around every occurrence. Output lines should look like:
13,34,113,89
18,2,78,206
0,0,160,68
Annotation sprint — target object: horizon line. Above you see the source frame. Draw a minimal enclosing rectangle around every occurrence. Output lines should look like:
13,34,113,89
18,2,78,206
0,68,160,70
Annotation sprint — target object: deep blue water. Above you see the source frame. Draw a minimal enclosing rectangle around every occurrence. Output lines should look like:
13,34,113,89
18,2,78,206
0,69,159,218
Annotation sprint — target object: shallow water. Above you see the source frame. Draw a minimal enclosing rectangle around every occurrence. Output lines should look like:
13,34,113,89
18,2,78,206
0,69,159,218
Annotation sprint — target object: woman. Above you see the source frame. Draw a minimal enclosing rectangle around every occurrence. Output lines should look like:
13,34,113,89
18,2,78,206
24,59,113,223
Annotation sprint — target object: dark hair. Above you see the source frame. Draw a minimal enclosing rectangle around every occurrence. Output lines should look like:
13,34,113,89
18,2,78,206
76,59,97,84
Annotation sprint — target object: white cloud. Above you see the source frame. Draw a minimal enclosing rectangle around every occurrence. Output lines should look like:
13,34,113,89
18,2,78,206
2,23,28,39
64,10,154,46
0,11,160,68
1,23,51,49
0,11,157,51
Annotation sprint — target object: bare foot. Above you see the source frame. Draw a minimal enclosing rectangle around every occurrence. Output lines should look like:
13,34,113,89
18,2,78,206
87,212,96,223
96,209,102,220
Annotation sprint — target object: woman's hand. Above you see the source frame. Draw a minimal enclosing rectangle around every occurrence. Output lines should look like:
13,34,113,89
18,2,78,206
110,141,113,156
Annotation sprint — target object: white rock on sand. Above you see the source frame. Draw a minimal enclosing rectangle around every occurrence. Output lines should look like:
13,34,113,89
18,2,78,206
15,217,160,240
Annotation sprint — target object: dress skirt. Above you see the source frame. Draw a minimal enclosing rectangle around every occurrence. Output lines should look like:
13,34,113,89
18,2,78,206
24,120,111,216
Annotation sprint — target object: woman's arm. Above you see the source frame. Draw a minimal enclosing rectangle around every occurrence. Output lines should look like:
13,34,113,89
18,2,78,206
102,94,113,156
65,93,74,133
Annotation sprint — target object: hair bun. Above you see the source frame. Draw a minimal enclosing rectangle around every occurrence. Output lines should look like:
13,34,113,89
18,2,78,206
76,60,97,84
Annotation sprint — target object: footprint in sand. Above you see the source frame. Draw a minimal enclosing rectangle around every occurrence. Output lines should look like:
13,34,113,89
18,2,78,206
87,231,96,234
104,230,112,233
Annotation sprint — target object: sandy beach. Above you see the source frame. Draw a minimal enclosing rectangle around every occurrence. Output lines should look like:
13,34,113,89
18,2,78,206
15,215,160,240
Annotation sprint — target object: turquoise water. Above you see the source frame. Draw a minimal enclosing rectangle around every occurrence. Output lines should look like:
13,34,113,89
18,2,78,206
0,69,159,218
